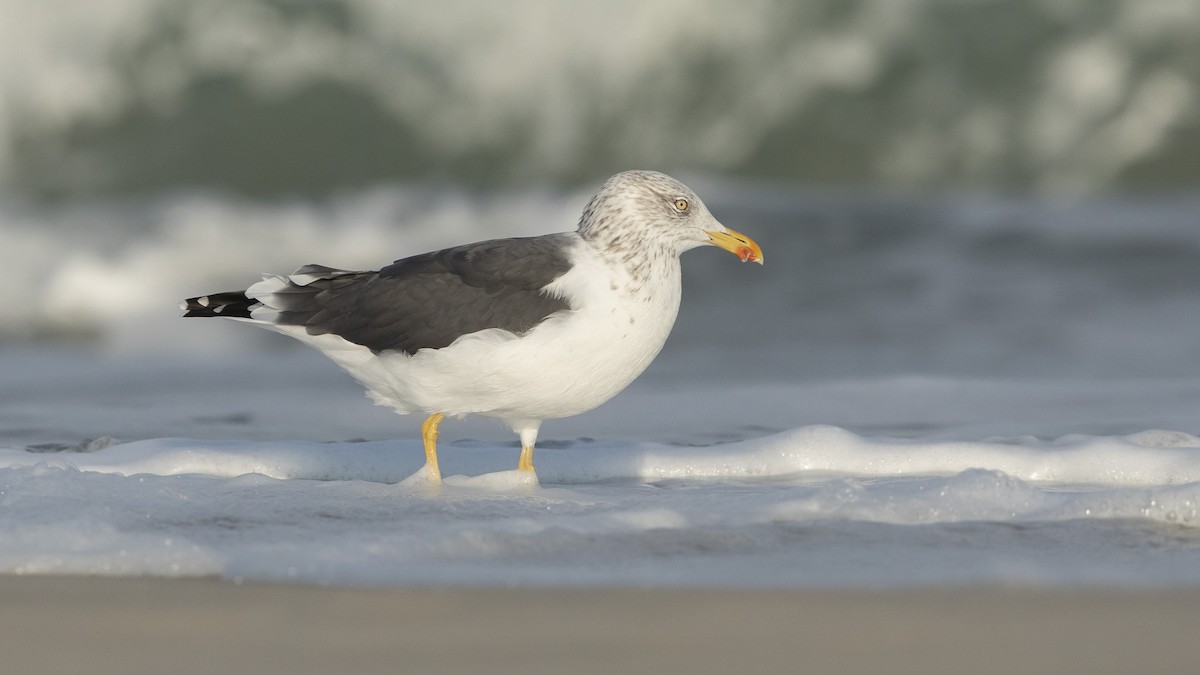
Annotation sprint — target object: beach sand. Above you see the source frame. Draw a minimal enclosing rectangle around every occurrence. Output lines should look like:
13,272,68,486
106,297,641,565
2,577,1197,674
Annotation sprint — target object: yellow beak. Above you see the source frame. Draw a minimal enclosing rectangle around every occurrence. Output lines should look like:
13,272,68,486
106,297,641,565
705,227,764,265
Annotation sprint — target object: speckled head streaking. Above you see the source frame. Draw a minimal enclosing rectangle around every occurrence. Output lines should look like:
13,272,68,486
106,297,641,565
575,171,762,267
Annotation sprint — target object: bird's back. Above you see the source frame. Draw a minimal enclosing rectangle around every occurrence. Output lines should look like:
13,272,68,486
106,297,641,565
183,235,576,355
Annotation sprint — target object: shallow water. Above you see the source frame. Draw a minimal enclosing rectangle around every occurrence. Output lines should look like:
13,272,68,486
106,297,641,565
3,346,1200,587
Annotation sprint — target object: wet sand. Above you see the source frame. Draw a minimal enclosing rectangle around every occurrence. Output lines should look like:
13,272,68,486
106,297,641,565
2,577,1198,675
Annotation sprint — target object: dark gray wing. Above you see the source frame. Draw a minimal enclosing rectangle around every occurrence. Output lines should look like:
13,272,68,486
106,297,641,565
265,235,574,354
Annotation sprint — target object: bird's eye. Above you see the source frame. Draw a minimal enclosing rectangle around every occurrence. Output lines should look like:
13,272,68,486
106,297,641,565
673,198,689,212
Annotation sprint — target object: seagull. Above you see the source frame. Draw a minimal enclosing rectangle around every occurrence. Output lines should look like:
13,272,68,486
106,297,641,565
182,170,762,483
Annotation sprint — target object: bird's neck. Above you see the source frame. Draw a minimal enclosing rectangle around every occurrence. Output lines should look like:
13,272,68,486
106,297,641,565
578,229,679,289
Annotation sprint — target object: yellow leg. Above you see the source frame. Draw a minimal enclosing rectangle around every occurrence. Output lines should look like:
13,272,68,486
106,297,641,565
421,412,445,482
518,444,535,473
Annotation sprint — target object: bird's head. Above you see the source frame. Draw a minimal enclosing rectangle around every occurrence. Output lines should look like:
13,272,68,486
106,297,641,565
578,170,763,265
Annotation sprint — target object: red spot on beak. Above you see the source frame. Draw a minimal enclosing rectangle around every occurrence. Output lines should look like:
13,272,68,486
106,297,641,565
706,227,763,264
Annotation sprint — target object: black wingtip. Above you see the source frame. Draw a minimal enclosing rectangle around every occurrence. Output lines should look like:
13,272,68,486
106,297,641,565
181,291,255,319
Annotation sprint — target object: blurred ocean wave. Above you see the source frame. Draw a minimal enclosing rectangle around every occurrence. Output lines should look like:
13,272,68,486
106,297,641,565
1,0,1198,197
